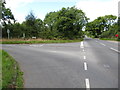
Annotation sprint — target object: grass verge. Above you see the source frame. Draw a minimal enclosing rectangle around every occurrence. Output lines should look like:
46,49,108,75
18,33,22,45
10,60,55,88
100,38,119,41
0,50,1,89
1,39,83,44
1,50,24,88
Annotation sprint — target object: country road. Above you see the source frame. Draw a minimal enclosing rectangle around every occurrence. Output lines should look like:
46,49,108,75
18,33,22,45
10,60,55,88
2,38,119,89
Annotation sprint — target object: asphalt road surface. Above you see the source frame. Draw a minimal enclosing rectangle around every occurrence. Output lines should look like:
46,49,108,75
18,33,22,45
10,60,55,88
2,38,119,89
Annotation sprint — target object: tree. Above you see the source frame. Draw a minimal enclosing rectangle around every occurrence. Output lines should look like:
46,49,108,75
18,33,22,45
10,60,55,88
1,0,16,38
86,15,117,38
44,11,58,39
44,6,88,39
24,11,43,38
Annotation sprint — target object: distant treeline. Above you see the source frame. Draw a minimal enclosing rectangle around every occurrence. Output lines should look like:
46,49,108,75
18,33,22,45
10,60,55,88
86,15,119,39
1,1,119,40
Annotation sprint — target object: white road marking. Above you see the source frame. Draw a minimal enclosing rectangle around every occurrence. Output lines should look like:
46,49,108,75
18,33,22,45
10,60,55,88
50,51,57,53
40,45,43,47
103,64,110,69
96,41,98,42
29,45,37,47
110,48,120,53
6,45,15,46
84,62,88,70
83,49,85,52
84,56,86,59
85,78,90,90
30,45,43,47
80,41,84,48
99,43,106,46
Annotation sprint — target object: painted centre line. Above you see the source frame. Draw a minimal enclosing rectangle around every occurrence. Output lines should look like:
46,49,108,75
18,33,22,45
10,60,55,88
83,49,85,52
84,62,88,70
50,51,57,53
84,56,86,59
80,41,84,48
85,78,90,90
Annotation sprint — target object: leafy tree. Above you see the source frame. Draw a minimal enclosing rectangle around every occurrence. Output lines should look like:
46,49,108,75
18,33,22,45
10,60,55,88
24,11,43,38
44,6,88,39
86,15,117,38
43,11,58,39
1,0,16,38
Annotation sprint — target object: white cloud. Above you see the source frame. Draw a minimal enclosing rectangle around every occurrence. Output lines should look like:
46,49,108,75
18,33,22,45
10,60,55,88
76,0,119,21
5,0,119,23
5,0,34,9
5,0,31,15
5,0,34,23
5,0,79,23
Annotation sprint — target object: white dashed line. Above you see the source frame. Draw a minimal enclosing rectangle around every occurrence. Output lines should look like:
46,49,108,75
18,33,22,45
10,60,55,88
50,51,57,53
80,41,84,48
110,48,120,53
84,62,88,70
103,64,110,69
83,49,85,52
29,45,43,47
84,56,86,59
85,78,90,90
80,41,90,89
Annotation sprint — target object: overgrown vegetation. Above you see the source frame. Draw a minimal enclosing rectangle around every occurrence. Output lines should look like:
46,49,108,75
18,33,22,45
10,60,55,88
85,15,118,39
100,22,118,38
2,50,23,88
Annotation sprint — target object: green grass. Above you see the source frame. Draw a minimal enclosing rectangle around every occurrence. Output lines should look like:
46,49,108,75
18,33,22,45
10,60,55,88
0,50,2,89
1,39,83,44
1,50,24,88
100,38,119,41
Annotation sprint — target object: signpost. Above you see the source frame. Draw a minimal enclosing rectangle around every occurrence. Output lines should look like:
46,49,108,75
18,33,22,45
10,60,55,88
7,29,10,39
23,33,25,39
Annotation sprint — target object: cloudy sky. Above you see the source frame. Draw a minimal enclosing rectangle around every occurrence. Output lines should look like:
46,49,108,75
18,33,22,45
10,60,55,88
5,0,119,23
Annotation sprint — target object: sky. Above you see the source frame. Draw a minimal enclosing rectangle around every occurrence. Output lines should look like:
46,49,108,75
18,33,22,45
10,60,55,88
5,0,119,23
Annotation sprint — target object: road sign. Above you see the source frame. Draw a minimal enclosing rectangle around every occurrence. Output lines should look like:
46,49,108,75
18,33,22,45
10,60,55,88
7,29,10,39
7,29,10,33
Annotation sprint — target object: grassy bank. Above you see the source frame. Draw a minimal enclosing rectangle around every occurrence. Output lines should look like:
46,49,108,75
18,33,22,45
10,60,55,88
0,38,83,44
1,50,23,88
100,38,119,41
0,50,1,89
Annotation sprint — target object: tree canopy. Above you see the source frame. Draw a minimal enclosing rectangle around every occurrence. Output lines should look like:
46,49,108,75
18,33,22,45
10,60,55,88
85,15,117,38
44,7,88,39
